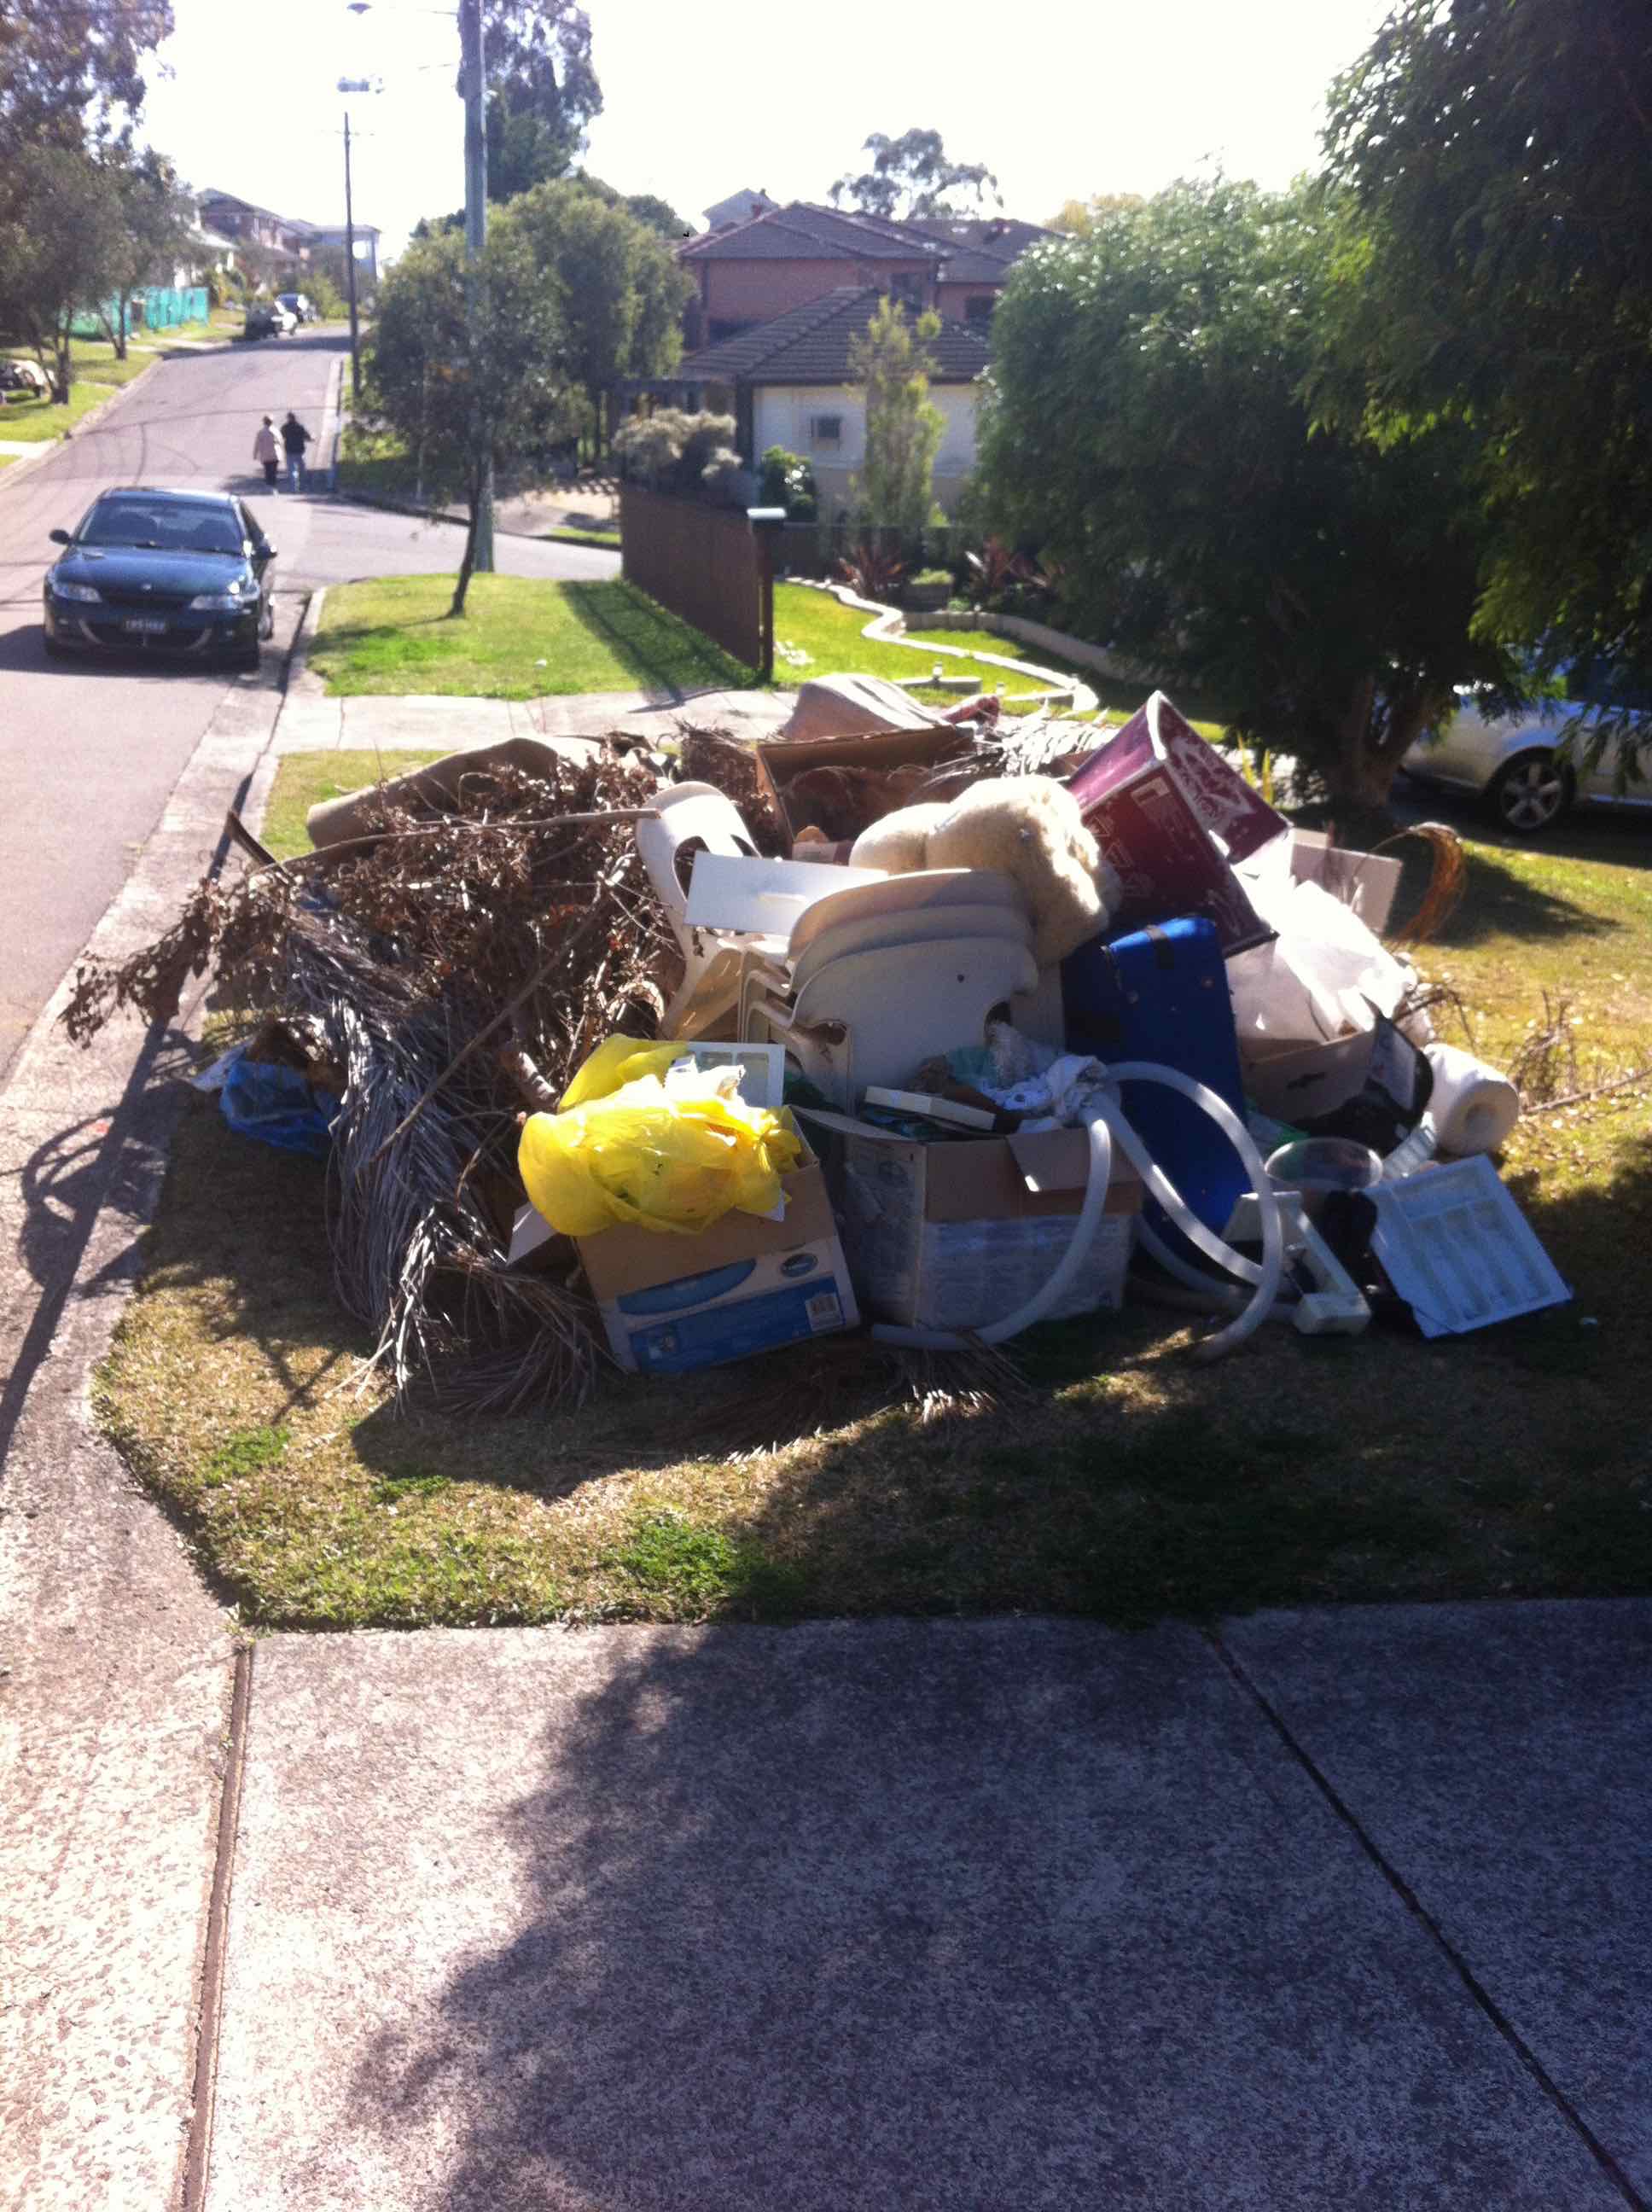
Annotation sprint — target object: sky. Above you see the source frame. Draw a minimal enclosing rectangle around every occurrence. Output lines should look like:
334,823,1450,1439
141,0,1399,262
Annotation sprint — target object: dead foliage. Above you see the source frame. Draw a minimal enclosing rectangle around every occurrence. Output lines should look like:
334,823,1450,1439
65,746,683,1414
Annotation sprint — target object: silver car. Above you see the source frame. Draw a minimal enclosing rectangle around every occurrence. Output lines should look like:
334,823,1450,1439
1400,684,1652,835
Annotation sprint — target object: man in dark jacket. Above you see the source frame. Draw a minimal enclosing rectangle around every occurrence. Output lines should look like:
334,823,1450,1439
280,410,312,492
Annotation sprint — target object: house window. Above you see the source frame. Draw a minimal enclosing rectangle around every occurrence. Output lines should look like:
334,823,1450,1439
965,294,995,324
888,271,922,307
809,414,843,448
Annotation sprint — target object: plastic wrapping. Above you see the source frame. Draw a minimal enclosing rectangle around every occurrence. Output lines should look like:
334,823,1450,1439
519,1047,802,1238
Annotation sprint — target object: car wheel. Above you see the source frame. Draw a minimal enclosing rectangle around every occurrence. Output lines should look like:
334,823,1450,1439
1487,750,1573,835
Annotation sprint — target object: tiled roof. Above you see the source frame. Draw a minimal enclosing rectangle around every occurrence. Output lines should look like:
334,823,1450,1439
679,201,947,263
904,215,1057,282
676,287,991,387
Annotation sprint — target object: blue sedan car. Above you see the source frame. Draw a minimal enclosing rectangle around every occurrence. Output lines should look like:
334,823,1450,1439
43,486,276,671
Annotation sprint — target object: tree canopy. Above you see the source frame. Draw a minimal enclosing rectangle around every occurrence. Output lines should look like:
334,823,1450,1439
97,144,196,357
830,129,999,221
979,178,1516,808
0,0,174,151
365,212,577,612
481,0,601,201
1323,0,1652,694
509,178,691,451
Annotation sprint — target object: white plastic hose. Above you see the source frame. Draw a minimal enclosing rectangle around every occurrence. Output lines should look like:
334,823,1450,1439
872,1109,1114,1351
870,1059,1285,1362
1100,1063,1284,1360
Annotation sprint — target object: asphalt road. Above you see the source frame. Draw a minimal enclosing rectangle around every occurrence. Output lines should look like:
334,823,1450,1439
0,329,618,1081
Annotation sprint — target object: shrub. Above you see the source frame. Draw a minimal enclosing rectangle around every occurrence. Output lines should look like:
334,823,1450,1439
835,539,906,601
613,408,739,499
759,445,817,521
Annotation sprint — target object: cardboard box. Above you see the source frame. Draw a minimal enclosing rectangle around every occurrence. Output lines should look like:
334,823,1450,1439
753,725,979,853
577,1136,858,1375
1065,695,1277,954
1239,1027,1372,1123
1286,831,1405,935
803,1111,1141,1332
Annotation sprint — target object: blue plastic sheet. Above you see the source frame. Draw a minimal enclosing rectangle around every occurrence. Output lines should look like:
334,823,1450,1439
218,1052,340,1161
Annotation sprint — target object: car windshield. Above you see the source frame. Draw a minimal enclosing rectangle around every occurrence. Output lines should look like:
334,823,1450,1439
77,500,245,556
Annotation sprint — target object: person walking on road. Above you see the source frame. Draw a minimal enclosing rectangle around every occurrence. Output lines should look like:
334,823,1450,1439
280,410,312,492
253,415,281,490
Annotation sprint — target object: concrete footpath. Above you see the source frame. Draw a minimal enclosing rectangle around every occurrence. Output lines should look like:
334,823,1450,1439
4,654,1650,2212
207,1606,1650,2211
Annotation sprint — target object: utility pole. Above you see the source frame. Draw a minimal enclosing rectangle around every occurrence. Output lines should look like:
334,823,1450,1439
342,108,362,405
459,0,494,573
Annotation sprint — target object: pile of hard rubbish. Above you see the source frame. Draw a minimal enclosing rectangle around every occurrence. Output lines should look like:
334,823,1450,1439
65,674,1570,1414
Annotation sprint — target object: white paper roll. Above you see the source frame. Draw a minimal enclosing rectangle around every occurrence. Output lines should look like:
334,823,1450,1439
1424,1043,1519,1155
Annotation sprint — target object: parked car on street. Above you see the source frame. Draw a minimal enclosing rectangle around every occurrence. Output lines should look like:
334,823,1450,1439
42,486,277,671
243,300,296,341
276,291,316,325
1400,670,1652,835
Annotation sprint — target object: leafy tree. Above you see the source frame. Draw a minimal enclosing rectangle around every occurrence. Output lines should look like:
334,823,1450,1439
1048,192,1145,233
830,129,999,221
364,212,577,613
979,179,1517,811
97,145,195,358
0,142,125,398
0,0,174,151
848,296,945,538
481,0,601,201
509,178,691,455
573,173,689,241
1323,0,1652,707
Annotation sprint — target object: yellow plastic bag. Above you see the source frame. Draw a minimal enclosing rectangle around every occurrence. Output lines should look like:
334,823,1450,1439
556,1036,681,1111
519,1050,802,1238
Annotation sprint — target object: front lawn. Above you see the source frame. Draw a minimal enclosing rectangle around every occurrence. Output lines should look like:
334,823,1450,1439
94,752,1652,1632
0,374,125,441
773,584,1091,698
310,575,759,699
306,573,1099,703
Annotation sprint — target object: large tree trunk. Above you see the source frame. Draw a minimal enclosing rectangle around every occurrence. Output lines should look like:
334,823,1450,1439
1322,674,1441,818
50,329,73,408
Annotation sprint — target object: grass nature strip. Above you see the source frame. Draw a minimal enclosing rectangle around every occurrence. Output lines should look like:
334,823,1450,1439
92,754,1652,1632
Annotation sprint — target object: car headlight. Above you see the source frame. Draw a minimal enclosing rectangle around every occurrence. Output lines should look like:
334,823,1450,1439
187,589,252,611
51,579,102,604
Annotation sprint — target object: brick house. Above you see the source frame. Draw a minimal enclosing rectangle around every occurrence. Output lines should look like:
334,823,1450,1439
677,199,1055,347
635,284,993,520
197,192,317,263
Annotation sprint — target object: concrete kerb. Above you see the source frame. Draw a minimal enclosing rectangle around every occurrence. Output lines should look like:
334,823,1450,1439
0,607,305,2212
787,576,1101,713
0,355,162,498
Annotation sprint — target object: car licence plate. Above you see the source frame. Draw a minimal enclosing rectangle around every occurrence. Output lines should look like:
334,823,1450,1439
122,615,170,635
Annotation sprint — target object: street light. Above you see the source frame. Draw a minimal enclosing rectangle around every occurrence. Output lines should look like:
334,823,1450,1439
333,79,377,406
343,0,492,573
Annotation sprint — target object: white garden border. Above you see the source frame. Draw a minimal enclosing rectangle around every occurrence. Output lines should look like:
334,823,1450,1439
783,577,1101,714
